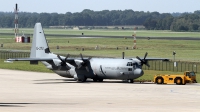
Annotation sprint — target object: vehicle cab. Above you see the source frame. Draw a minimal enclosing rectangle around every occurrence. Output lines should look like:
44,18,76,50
185,71,197,83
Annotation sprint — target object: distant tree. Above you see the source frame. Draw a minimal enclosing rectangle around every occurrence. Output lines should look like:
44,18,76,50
194,10,200,15
0,10,200,32
170,13,200,31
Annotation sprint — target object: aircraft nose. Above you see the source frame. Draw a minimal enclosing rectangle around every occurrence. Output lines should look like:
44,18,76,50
134,69,144,76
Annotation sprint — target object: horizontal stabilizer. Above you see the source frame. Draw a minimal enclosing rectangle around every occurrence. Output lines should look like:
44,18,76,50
7,58,53,61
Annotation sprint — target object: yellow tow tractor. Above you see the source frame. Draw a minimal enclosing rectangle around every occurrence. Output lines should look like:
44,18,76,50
154,71,197,85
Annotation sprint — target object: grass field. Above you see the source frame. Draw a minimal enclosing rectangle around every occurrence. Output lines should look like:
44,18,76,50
1,28,200,37
1,37,200,61
0,28,200,82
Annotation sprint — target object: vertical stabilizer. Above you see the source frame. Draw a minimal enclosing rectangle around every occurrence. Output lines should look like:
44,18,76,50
30,23,50,58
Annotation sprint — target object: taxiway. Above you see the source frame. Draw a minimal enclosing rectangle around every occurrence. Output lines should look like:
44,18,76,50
0,69,200,112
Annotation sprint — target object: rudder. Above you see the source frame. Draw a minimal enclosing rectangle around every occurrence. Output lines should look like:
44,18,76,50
30,23,50,58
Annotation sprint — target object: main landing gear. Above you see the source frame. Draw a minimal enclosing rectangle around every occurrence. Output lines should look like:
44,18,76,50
93,78,104,82
77,77,87,82
127,79,134,83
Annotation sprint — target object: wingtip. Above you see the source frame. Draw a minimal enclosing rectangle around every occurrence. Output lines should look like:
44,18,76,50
163,59,170,61
4,60,13,63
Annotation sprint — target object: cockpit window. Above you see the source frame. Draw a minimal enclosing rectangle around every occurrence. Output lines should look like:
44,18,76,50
133,63,136,69
133,62,141,69
127,62,141,68
127,62,132,66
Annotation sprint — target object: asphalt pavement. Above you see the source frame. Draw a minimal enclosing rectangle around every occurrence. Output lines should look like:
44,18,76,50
0,69,200,112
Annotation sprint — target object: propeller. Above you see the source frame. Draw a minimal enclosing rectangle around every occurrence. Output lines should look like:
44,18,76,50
136,52,150,67
57,54,71,70
77,53,92,72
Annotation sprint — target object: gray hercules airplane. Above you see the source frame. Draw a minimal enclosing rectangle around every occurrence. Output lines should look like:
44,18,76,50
7,23,169,83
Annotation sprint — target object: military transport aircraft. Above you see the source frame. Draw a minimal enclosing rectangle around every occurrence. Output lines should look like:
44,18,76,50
7,23,169,83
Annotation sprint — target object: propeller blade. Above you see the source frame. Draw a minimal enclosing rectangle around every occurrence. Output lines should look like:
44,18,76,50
76,54,92,72
144,52,148,60
146,63,150,67
136,56,142,62
136,52,150,67
65,54,70,61
85,66,89,72
57,55,63,61
57,54,71,70
66,65,71,70
80,53,83,60
57,55,65,65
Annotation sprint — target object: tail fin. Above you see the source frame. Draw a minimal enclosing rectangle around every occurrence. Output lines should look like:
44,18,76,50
30,23,51,58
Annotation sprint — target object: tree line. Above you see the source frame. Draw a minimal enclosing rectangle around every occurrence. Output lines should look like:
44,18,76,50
0,9,200,31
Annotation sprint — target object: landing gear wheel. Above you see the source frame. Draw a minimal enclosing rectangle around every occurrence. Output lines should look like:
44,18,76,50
128,79,134,83
98,79,103,82
82,77,87,82
77,77,87,82
93,79,97,82
156,77,164,84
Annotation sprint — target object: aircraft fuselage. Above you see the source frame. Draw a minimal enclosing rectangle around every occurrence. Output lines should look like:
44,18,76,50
51,58,144,80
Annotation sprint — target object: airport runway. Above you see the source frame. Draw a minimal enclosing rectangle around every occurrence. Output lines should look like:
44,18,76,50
0,69,200,112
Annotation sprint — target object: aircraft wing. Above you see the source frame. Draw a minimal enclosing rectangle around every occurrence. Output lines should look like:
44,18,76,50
145,58,169,61
65,58,91,68
6,57,90,69
7,58,53,61
6,57,89,62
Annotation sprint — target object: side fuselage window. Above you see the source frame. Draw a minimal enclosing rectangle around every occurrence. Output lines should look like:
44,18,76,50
128,68,132,71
